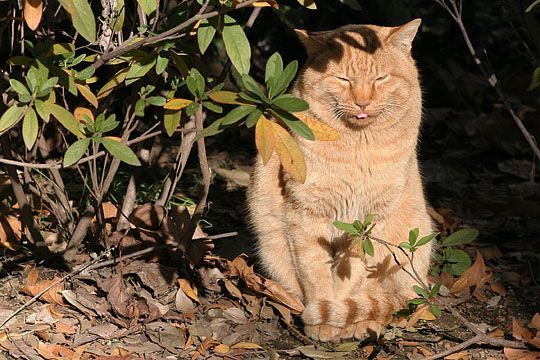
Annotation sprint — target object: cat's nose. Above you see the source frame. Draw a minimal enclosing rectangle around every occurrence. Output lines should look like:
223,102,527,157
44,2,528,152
354,100,371,108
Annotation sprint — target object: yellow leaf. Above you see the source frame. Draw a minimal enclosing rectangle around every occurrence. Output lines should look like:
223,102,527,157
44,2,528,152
178,278,199,303
214,344,230,353
406,304,436,328
208,91,242,105
255,115,274,164
74,107,94,123
164,98,193,110
253,0,279,8
97,67,129,100
231,342,262,350
297,0,317,9
296,113,339,141
23,0,43,31
269,122,307,183
75,83,98,108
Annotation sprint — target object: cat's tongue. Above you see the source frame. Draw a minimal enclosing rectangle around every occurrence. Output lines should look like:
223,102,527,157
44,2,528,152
356,113,369,119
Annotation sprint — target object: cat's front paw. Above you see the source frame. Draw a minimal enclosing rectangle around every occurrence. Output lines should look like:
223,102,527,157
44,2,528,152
304,324,342,343
339,320,383,341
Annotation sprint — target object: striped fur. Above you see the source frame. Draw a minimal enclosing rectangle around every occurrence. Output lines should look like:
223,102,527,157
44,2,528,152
247,20,433,342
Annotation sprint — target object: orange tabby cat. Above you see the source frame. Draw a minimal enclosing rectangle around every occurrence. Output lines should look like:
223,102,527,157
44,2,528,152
247,19,433,342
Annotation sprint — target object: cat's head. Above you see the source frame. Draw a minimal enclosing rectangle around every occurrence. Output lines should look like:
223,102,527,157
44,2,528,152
294,20,422,129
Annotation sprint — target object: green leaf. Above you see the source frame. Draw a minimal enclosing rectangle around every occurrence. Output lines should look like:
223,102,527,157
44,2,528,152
186,68,205,98
363,238,374,256
442,229,479,247
430,303,442,317
245,108,262,128
135,99,146,117
113,0,125,32
222,15,251,75
58,0,97,43
528,67,540,91
9,79,30,96
408,298,426,305
363,214,375,226
526,0,540,12
399,242,412,250
45,103,84,137
146,96,166,106
34,100,50,122
126,56,157,85
265,52,283,91
270,60,298,98
241,74,266,100
164,109,181,137
273,95,309,112
413,285,428,298
340,0,362,10
353,220,363,231
137,0,157,15
98,114,119,133
194,119,225,141
270,108,314,140
101,137,141,166
155,55,169,75
335,342,358,352
63,138,90,166
221,105,256,125
197,19,217,55
77,66,95,81
429,283,441,298
36,77,59,98
416,232,438,247
202,101,222,113
442,248,472,276
22,107,39,150
333,220,358,235
0,105,26,133
408,228,419,245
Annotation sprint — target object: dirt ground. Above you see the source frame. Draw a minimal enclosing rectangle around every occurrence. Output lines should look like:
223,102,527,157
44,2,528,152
1,106,539,359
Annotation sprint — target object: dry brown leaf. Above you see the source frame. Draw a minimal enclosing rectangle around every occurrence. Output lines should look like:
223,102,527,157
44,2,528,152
23,0,43,31
55,321,77,335
489,328,505,338
223,279,242,300
296,113,340,141
504,347,540,360
36,342,75,360
255,115,275,164
231,342,263,350
513,318,534,342
192,337,217,360
452,251,491,301
530,314,540,333
74,106,94,123
214,343,230,353
20,269,65,306
178,279,200,303
269,121,307,183
490,282,507,296
0,215,22,251
175,286,196,313
75,83,99,108
253,0,279,9
406,304,436,328
444,350,469,360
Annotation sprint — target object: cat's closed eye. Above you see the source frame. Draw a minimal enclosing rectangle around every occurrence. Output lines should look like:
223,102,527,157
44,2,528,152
334,76,350,83
375,75,389,82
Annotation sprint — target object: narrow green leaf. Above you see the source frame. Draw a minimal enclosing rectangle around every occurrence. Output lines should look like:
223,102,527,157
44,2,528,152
186,68,205,98
270,108,314,140
194,119,225,141
333,220,358,235
197,19,217,55
9,79,30,96
408,298,426,305
416,232,438,247
241,74,265,99
146,96,166,106
45,103,84,137
125,56,157,85
429,283,441,298
221,105,256,125
408,228,419,245
265,52,283,90
363,238,374,256
113,0,125,32
413,285,428,298
0,105,26,133
63,138,90,166
430,303,442,317
270,60,298,98
245,108,262,128
22,107,39,150
137,0,157,15
101,137,141,166
155,55,169,75
273,95,309,112
164,109,181,137
34,100,50,122
399,242,412,250
202,101,222,113
58,0,97,43
222,15,251,74
442,229,479,246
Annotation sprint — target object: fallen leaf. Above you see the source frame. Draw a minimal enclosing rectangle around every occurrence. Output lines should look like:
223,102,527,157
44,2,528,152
530,314,540,333
178,279,200,303
231,342,262,350
296,345,350,358
214,343,230,353
55,321,77,335
36,342,75,360
20,269,65,306
444,350,469,360
0,215,22,251
490,282,507,296
504,347,540,360
513,318,533,342
406,304,436,328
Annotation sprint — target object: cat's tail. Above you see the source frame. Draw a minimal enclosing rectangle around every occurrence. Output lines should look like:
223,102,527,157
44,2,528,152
302,294,404,328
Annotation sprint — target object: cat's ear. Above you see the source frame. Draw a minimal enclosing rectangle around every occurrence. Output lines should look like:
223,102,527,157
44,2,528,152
294,29,330,57
387,19,421,51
